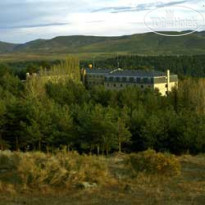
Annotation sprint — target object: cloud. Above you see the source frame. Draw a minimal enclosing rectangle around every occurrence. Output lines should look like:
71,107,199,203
92,0,189,14
159,0,188,7
92,6,133,13
0,0,204,43
0,23,70,30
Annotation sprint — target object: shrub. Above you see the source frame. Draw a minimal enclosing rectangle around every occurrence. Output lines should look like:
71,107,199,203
15,151,110,189
55,152,110,185
0,181,16,194
0,150,20,170
127,149,181,177
17,152,68,187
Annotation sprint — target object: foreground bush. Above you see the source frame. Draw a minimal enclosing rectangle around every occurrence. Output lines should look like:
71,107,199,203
127,149,181,177
0,150,20,170
0,151,111,189
0,150,181,194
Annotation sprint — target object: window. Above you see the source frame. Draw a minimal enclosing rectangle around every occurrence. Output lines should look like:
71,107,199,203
129,77,134,82
147,78,152,84
122,77,127,82
143,78,148,83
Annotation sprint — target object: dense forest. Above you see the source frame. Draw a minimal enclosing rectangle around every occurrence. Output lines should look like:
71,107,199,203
6,55,205,79
82,55,205,78
0,57,205,155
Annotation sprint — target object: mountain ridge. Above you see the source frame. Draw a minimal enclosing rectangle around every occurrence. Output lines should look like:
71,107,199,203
0,31,205,56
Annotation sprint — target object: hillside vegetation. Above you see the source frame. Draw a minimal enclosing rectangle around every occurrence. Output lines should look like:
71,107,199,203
0,32,205,61
0,58,205,155
0,43,205,204
0,42,18,54
0,150,204,205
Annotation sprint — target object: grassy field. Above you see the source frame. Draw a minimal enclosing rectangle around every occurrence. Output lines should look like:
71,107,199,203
0,151,204,205
0,52,128,63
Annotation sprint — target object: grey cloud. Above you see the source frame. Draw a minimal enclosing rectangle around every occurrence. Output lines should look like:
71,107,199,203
92,0,189,14
0,23,70,30
0,0,90,42
157,0,188,8
0,0,81,28
92,7,132,13
0,0,201,43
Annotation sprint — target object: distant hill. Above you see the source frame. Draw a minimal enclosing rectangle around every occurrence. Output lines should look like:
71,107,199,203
13,36,110,54
0,31,205,56
0,41,19,53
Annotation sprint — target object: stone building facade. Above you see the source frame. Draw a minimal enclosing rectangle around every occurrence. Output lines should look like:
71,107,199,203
81,68,178,96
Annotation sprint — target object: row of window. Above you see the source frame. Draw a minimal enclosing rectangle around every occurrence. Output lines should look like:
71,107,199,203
87,82,168,90
87,75,104,79
87,75,177,84
106,83,152,89
105,76,154,84
87,81,168,88
87,81,103,85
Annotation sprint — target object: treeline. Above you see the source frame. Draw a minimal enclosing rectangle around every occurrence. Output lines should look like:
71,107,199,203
0,60,205,155
5,55,205,80
81,55,205,78
6,60,60,80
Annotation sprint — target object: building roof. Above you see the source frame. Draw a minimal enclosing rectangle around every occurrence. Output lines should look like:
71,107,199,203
86,68,112,74
86,68,166,77
107,69,165,77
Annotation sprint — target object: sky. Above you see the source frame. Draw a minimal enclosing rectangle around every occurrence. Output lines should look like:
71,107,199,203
0,0,204,43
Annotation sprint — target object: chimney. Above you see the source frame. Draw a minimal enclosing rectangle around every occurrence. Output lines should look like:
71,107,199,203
167,70,170,94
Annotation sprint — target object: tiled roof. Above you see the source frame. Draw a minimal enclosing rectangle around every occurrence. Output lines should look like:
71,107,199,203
86,68,166,77
107,70,165,77
86,68,112,74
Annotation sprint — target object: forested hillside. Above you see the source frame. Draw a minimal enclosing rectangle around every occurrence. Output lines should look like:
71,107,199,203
0,41,18,53
0,31,205,56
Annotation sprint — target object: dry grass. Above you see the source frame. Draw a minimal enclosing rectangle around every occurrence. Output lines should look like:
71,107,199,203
0,150,113,192
127,149,181,177
0,151,205,205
